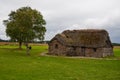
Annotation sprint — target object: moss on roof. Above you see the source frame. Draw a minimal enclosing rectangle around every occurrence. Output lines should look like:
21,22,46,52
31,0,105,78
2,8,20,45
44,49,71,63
50,29,112,48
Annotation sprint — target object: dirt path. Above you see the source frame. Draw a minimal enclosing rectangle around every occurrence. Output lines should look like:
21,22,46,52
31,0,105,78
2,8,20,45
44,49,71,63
39,52,120,60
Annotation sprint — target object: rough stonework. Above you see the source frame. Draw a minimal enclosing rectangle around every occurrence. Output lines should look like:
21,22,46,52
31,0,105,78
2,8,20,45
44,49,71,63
48,29,113,58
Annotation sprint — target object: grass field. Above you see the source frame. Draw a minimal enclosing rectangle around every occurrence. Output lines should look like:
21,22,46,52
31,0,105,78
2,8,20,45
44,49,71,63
0,43,120,80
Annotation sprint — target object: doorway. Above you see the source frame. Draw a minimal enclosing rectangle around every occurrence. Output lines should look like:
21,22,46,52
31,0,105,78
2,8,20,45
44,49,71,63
81,47,85,56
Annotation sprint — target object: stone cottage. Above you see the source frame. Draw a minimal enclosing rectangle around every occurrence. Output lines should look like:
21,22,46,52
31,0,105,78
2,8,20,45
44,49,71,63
48,29,113,57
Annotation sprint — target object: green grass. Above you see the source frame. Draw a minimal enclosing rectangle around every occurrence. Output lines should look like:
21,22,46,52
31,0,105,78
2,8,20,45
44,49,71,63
114,48,120,57
0,44,120,80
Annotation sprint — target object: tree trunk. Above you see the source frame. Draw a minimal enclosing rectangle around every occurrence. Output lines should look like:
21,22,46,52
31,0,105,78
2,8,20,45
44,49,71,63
19,42,22,49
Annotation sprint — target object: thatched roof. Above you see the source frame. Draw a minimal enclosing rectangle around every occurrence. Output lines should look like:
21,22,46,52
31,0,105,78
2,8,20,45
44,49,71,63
50,29,112,48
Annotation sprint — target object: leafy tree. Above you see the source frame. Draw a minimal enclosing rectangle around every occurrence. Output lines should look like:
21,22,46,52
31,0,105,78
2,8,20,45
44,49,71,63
3,7,46,55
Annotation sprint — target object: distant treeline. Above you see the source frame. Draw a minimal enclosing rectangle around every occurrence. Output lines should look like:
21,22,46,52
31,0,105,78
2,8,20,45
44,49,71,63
0,39,120,46
0,39,9,42
0,39,50,44
112,43,120,46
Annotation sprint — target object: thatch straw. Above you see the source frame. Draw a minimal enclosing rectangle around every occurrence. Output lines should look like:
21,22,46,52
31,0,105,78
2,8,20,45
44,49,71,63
50,29,112,48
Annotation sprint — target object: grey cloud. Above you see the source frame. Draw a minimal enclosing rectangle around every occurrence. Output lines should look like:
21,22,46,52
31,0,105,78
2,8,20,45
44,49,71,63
0,0,120,43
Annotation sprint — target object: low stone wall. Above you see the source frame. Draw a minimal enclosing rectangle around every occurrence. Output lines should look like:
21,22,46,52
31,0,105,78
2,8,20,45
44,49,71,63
49,40,67,56
49,40,113,58
102,48,113,57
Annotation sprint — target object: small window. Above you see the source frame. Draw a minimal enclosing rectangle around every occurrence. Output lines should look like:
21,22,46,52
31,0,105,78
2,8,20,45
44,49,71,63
55,44,58,49
66,35,69,38
81,47,85,53
93,48,97,52
72,46,76,51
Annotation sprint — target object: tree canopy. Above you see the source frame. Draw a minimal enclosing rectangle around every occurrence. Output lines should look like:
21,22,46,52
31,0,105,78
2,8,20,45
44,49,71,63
3,7,46,49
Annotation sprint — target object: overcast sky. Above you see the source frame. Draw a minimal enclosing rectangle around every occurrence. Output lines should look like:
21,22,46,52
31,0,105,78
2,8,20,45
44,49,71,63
0,0,120,43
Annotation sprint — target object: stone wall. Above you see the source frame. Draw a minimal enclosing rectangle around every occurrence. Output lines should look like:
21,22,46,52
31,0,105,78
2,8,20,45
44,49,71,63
49,40,113,58
102,48,113,57
49,40,67,56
